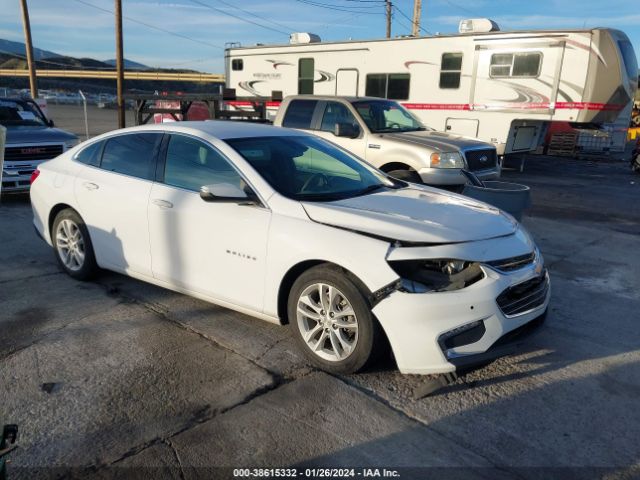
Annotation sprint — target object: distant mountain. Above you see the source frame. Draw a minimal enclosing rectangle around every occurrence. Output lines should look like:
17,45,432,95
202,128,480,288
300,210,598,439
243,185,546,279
0,38,149,70
0,38,61,60
104,59,150,70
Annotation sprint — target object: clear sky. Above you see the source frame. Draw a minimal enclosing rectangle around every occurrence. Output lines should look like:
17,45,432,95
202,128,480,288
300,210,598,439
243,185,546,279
1,0,639,73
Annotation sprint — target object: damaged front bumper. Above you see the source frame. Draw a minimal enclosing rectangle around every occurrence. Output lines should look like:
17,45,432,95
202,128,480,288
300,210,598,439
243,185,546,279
372,232,550,375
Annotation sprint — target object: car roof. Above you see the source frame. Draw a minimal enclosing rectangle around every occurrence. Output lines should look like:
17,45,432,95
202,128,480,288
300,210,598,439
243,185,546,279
286,95,392,103
113,120,308,139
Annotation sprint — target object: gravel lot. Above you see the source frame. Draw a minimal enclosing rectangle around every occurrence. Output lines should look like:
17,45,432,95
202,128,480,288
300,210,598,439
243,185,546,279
1,108,639,479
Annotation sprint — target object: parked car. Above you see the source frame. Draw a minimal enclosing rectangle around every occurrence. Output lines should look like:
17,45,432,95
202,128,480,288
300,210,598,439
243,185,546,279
273,95,501,186
1,98,79,192
31,121,549,376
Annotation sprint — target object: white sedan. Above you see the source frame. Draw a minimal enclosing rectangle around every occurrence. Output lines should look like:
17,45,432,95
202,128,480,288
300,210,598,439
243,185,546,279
30,121,549,375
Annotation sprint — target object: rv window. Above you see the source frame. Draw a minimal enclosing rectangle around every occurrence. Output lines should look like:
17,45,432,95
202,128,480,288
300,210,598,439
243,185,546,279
490,52,541,78
387,74,410,100
298,58,315,94
365,73,410,100
439,53,463,89
231,59,243,71
282,99,318,129
512,53,541,76
365,74,387,98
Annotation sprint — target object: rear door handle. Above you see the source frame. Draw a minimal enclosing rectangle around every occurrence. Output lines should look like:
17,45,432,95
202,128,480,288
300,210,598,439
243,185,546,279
83,182,99,190
152,199,173,209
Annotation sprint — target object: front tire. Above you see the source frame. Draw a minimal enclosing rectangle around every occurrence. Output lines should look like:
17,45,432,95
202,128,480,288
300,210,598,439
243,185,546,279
52,209,98,280
288,265,382,374
387,169,422,183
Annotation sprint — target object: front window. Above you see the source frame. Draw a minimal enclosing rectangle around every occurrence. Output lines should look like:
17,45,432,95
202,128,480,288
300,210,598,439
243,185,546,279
164,134,244,192
0,100,47,127
226,135,397,201
319,102,359,133
352,100,425,133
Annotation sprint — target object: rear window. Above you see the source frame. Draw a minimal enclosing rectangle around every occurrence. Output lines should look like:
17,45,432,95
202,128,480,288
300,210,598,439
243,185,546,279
74,141,103,167
282,100,317,129
100,133,162,180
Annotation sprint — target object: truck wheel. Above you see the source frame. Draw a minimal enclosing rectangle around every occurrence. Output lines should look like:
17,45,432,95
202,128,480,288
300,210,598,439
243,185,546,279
387,169,422,183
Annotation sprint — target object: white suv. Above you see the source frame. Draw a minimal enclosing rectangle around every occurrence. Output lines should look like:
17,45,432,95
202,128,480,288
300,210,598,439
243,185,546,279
31,121,548,375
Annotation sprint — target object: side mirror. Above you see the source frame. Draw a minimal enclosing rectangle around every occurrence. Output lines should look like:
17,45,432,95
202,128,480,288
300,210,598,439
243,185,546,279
48,119,55,127
334,123,359,139
200,183,257,204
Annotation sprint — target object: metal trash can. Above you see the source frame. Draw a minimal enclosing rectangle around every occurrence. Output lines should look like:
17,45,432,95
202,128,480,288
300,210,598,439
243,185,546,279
462,181,531,221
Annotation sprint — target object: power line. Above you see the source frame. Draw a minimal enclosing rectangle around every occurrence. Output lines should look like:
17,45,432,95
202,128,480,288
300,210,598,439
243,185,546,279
394,4,431,34
212,0,293,32
294,0,385,14
187,0,290,35
71,0,224,50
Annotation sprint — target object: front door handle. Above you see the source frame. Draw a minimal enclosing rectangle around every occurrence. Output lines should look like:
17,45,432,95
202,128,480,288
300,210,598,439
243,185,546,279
83,182,99,190
152,199,173,209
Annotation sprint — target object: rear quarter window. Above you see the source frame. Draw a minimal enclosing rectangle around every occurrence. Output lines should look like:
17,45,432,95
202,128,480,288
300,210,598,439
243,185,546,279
74,141,103,167
282,100,318,129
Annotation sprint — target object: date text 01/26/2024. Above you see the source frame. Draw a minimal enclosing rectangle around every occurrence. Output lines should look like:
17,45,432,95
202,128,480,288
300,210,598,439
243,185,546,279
233,468,401,478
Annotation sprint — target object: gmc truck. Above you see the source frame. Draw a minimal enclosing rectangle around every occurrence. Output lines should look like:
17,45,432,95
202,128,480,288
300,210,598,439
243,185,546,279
1,98,79,192
273,95,500,186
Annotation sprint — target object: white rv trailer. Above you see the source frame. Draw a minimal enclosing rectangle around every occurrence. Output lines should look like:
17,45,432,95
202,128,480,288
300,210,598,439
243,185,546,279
225,22,637,155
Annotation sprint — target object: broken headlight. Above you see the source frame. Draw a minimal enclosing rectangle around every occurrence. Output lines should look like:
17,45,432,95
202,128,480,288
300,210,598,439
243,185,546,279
388,259,484,293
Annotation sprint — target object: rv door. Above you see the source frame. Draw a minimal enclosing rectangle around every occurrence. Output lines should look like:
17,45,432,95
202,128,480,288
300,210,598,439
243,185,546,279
336,69,359,96
471,41,566,115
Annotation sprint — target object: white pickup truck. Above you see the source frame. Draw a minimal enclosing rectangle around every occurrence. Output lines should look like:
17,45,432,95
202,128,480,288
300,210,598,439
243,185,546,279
273,95,500,186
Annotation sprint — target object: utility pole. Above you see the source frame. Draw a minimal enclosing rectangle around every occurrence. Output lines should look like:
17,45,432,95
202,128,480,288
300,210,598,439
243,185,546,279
19,0,38,98
114,0,125,128
412,0,422,36
385,0,392,39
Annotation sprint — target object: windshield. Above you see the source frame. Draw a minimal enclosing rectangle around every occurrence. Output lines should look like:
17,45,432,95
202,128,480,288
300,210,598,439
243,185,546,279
353,100,426,133
617,40,638,80
225,135,399,201
0,100,47,127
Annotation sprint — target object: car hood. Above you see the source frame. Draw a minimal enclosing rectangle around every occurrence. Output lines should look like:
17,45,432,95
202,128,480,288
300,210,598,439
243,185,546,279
4,126,77,145
380,130,494,152
301,187,517,244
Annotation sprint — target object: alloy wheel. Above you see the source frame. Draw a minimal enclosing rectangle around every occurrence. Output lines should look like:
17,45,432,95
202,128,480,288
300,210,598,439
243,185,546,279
55,219,86,272
296,283,359,362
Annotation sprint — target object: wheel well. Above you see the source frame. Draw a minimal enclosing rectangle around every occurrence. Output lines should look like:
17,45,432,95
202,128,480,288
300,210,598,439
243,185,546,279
277,260,374,324
379,162,415,173
48,203,75,237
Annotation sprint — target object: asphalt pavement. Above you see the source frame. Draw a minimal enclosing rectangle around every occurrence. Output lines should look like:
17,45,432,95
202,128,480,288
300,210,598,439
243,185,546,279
0,135,639,479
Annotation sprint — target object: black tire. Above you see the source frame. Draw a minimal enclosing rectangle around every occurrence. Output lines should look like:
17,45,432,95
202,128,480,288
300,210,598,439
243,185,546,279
288,264,383,374
387,169,422,183
51,209,98,280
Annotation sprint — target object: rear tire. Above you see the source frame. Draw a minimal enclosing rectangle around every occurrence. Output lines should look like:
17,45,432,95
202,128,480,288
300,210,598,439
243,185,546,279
387,169,422,183
52,209,98,280
288,265,383,374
